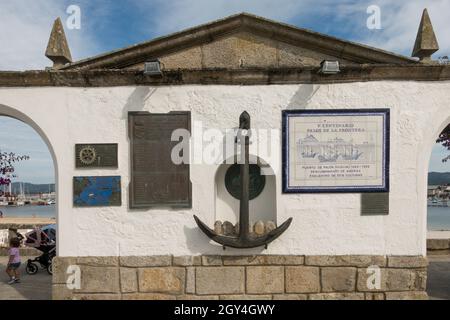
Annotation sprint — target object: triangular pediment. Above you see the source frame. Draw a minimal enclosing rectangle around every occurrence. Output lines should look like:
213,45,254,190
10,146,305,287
62,13,416,71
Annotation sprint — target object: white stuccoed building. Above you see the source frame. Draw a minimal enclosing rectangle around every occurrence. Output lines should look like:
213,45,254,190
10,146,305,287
0,11,448,300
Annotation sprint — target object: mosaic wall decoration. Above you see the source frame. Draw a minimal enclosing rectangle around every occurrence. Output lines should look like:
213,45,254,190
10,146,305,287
73,176,122,207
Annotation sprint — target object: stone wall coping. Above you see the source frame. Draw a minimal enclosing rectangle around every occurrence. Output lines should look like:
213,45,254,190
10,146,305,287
60,255,427,267
1,65,450,88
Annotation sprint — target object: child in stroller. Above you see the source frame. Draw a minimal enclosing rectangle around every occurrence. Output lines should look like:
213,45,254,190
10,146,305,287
24,225,56,275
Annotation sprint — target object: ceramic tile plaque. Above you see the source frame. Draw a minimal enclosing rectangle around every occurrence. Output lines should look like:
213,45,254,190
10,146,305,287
73,176,122,207
282,109,390,193
75,144,118,168
128,111,192,209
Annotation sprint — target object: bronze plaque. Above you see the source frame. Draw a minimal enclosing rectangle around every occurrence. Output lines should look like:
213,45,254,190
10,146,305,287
75,144,118,168
129,111,191,209
361,193,389,215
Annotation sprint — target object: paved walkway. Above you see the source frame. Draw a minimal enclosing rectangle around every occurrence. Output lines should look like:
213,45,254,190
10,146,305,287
0,256,52,300
427,255,450,300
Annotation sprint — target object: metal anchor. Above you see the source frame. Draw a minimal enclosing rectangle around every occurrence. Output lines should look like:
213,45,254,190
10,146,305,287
194,111,293,249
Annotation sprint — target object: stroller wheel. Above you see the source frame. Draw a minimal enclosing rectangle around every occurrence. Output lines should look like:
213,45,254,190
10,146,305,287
47,263,53,275
26,262,39,275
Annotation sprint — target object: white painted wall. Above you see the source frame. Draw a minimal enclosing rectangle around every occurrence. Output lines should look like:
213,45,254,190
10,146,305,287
214,162,277,225
0,82,449,257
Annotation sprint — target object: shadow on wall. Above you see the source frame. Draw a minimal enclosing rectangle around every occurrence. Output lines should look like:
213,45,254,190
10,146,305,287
287,84,320,110
122,87,158,119
183,225,265,255
214,156,277,226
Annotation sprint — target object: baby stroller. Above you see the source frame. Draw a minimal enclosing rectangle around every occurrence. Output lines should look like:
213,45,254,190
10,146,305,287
24,224,56,275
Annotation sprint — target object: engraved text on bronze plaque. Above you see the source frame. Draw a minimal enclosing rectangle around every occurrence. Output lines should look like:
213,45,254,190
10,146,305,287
129,112,191,209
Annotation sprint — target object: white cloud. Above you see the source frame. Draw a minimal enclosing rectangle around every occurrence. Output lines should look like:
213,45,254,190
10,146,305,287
0,117,54,184
1,0,448,71
137,0,449,58
0,0,100,71
134,0,324,36
318,0,449,58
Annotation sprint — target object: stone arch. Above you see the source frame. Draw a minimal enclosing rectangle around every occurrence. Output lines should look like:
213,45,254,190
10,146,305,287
420,115,450,254
0,103,59,252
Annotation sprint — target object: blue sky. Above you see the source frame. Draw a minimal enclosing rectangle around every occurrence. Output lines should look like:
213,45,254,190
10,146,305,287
0,0,449,183
0,117,54,184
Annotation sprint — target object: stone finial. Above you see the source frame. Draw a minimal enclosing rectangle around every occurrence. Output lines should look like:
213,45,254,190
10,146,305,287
412,9,439,62
45,18,72,68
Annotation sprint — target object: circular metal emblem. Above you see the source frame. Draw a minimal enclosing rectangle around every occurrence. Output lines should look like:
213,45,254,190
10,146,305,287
79,146,97,165
225,164,266,200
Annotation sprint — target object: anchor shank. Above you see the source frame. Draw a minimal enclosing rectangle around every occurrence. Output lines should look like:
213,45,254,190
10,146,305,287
239,128,250,241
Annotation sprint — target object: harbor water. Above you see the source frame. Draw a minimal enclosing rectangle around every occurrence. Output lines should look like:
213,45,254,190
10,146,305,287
0,205,449,230
428,206,450,231
0,205,56,218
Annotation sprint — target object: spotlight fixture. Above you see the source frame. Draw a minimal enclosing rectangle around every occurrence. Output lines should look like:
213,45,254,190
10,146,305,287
144,60,162,75
319,60,340,74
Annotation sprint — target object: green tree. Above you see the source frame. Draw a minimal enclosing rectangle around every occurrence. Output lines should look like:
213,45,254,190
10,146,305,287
0,150,29,186
437,125,450,162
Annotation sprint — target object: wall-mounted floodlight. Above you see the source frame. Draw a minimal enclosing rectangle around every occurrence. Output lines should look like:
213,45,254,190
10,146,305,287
144,60,162,76
319,60,340,74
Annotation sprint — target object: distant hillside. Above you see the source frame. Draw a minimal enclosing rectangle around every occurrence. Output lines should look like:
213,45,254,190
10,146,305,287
10,182,55,194
428,172,450,186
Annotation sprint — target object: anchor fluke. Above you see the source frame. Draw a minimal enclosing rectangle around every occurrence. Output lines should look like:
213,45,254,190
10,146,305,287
194,215,293,249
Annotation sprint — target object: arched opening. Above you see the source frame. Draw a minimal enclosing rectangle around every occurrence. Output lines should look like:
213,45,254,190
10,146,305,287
426,119,450,300
0,104,58,301
214,155,277,233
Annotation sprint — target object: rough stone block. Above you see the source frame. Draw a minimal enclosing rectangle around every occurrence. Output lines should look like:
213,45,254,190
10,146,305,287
160,46,202,70
321,267,357,292
223,255,304,266
138,268,185,294
122,293,175,300
202,256,223,266
53,284,75,300
120,268,138,293
120,256,172,267
177,295,219,300
285,267,320,293
186,267,196,294
77,257,119,267
52,257,77,284
196,267,245,295
385,291,428,300
305,255,386,267
365,293,385,300
273,294,308,300
73,294,121,300
77,266,120,293
309,293,365,300
246,266,284,294
357,268,416,292
387,256,428,268
220,295,272,300
173,256,201,266
415,270,428,291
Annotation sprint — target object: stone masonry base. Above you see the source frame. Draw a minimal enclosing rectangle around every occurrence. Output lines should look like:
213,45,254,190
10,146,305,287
52,255,428,300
